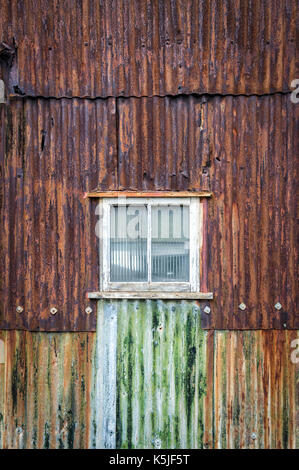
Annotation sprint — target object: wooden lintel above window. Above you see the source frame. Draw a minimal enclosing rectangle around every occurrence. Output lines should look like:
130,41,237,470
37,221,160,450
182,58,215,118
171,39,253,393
85,190,212,198
87,291,214,300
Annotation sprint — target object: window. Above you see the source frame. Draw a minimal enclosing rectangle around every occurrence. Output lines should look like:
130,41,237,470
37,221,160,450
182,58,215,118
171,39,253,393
100,197,201,293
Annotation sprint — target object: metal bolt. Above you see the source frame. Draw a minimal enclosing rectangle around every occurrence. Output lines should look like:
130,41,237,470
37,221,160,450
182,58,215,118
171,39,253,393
251,432,257,440
203,306,211,314
275,302,282,310
239,303,246,311
283,323,287,328
85,306,92,315
50,307,57,315
16,306,23,313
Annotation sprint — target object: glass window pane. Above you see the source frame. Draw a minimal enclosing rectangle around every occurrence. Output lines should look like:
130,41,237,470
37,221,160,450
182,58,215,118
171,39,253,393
110,205,148,282
151,205,190,282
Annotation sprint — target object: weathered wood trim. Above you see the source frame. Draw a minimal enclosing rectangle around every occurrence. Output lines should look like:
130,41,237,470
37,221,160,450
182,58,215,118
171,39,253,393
86,191,212,198
88,291,214,300
190,198,201,291
100,197,203,293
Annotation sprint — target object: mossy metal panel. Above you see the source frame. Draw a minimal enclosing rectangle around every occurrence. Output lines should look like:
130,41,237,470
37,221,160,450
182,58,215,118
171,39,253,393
115,306,298,449
0,330,96,449
0,325,298,448
211,330,298,449
116,300,208,449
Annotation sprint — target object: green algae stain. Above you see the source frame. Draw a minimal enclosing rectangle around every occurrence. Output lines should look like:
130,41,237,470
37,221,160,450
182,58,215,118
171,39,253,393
116,300,207,449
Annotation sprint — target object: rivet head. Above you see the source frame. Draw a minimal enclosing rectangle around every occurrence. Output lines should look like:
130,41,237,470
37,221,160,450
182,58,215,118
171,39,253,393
85,306,92,314
16,306,23,313
275,302,282,310
251,432,257,440
204,306,211,314
239,303,246,311
283,323,287,328
50,307,57,315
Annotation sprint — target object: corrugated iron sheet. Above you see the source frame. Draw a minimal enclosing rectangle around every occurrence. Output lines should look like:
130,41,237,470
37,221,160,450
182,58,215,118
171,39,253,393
113,301,298,448
1,93,297,330
0,329,96,449
0,0,296,97
1,321,297,449
116,94,298,329
0,98,117,331
116,300,207,448
211,330,298,449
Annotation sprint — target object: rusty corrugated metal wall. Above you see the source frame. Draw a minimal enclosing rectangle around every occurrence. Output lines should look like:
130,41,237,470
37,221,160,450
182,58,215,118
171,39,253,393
115,302,298,449
0,0,296,97
0,330,96,448
117,94,298,329
0,316,297,449
0,0,298,450
1,94,297,330
0,98,117,330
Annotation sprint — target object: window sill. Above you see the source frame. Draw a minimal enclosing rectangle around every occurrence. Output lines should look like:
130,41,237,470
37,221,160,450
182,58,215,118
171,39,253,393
87,291,213,300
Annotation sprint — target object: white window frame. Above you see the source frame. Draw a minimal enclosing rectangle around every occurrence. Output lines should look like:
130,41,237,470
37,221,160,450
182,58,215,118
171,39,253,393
99,197,202,293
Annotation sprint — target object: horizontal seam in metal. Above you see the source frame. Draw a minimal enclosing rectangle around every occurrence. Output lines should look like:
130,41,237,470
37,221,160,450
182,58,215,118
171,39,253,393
7,90,293,101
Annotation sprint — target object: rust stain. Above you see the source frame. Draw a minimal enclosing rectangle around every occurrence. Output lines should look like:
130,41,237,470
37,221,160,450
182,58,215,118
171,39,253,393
209,330,298,448
0,94,297,331
0,2,297,332
0,0,296,98
0,330,96,449
0,98,117,331
0,325,297,448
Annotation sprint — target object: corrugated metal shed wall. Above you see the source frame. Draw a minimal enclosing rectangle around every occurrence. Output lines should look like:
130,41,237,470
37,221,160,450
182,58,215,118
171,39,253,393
0,323,297,449
0,98,117,331
0,330,96,449
117,94,298,329
116,300,207,448
1,94,297,330
115,301,298,449
0,0,297,97
0,0,297,451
